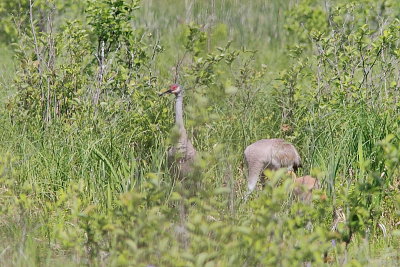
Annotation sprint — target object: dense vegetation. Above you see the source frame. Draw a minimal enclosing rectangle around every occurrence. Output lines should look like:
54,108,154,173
0,0,399,265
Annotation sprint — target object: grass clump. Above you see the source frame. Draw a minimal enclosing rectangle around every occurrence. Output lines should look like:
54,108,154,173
0,0,399,265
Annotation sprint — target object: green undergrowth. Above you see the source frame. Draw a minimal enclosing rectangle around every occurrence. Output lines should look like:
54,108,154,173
0,0,400,265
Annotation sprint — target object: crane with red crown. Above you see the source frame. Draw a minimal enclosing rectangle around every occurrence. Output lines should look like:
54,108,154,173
160,84,197,181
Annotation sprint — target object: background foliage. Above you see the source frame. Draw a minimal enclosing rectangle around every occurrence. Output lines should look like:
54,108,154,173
0,0,399,266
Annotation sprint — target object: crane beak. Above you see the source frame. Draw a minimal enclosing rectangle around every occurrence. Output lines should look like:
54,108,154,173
158,89,172,96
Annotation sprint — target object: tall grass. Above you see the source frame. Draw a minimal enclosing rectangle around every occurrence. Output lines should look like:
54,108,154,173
0,0,399,265
0,45,14,102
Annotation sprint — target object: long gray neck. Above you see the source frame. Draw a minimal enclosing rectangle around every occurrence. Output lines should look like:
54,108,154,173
175,91,185,132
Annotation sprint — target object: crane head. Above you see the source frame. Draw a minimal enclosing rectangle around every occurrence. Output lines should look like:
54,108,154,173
159,84,182,96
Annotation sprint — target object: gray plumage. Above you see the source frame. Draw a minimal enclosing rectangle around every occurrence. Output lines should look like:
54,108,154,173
167,130,197,180
161,84,197,180
244,138,301,195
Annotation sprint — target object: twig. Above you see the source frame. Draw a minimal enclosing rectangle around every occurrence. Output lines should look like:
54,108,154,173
358,46,382,90
0,246,10,260
173,50,188,84
29,0,41,72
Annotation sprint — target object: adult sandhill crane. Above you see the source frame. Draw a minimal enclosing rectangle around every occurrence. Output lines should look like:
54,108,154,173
293,175,319,203
160,84,197,180
244,138,301,197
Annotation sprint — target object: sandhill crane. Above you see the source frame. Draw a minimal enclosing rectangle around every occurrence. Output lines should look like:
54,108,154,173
293,175,319,203
160,83,197,248
244,138,301,197
160,84,197,180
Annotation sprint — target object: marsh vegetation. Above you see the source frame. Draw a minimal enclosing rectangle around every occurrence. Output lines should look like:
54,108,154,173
0,0,399,265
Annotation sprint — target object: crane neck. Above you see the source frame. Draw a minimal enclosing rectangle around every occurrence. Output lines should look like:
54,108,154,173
175,91,185,133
